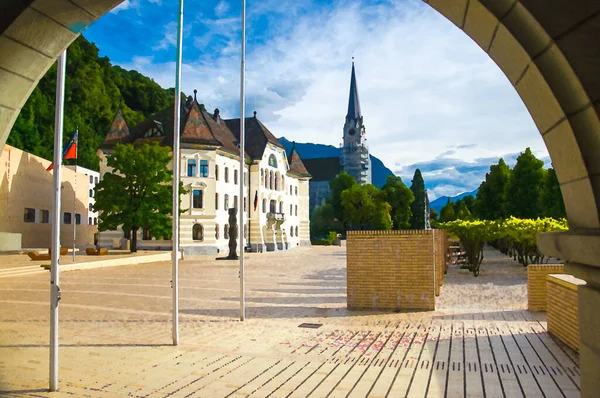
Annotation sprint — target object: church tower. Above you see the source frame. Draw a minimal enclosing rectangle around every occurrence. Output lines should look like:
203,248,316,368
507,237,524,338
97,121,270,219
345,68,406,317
341,61,371,185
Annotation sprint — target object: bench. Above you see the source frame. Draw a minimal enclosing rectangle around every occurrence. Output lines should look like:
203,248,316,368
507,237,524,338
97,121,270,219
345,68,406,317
86,247,108,256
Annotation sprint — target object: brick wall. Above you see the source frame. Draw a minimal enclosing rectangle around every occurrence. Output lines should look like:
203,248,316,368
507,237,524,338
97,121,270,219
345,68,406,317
434,230,448,297
546,274,586,352
527,264,565,311
347,230,443,311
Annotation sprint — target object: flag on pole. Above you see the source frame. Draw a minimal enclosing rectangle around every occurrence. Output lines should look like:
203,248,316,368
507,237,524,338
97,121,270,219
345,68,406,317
47,130,78,171
253,190,258,211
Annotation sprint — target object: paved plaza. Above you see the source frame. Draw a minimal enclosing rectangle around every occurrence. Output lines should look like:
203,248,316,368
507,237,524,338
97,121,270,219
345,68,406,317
0,246,580,397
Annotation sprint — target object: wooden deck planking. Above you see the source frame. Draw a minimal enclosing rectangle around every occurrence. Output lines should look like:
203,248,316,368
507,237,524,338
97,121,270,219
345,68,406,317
464,315,485,398
445,320,465,398
405,321,441,398
424,319,452,398
474,321,505,398
386,323,430,398
487,322,525,398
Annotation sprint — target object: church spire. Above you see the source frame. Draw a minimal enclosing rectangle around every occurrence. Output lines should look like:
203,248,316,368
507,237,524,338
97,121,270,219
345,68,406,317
346,61,362,120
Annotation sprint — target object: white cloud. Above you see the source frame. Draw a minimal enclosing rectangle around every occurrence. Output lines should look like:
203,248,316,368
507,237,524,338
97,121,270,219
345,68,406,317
214,1,230,17
117,0,549,195
111,0,137,13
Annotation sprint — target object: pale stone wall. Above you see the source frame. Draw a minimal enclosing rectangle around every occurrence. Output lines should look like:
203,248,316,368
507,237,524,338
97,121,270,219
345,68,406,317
0,145,97,249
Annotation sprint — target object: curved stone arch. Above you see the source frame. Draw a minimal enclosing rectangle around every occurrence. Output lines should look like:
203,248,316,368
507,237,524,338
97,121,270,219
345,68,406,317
424,0,600,231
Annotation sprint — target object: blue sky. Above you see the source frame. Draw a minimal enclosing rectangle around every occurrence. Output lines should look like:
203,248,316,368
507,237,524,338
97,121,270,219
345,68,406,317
85,0,549,199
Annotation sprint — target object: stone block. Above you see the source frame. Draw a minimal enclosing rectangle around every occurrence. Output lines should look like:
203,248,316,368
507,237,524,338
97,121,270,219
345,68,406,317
541,119,587,184
463,0,497,51
0,36,54,81
559,178,600,229
568,106,600,176
502,2,550,57
428,0,469,29
32,0,96,33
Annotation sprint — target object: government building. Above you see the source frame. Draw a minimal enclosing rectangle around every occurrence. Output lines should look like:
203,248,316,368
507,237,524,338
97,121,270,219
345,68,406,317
97,93,311,255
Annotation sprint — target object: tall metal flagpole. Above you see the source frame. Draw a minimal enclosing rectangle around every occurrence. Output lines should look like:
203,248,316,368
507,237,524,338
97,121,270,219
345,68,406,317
72,129,78,262
50,49,67,392
171,0,184,346
239,0,247,321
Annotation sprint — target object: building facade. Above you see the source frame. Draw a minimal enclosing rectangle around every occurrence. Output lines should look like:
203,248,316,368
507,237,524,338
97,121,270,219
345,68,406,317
0,145,97,249
66,165,99,226
98,95,311,255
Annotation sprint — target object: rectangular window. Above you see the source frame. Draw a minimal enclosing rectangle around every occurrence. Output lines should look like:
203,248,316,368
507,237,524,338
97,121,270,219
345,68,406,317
89,203,93,211
63,212,72,224
215,193,219,210
224,194,229,210
225,167,229,183
24,208,35,223
215,165,219,181
187,159,197,177
94,218,98,225
75,213,81,225
200,160,209,177
295,205,298,216
244,197,247,212
95,177,98,184
89,217,92,225
234,170,238,185
89,175,93,184
234,195,238,209
89,189,93,197
192,189,203,208
40,210,49,224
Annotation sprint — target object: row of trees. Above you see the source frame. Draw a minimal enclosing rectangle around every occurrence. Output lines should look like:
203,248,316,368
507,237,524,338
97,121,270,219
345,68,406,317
437,148,565,223
311,170,427,237
441,217,568,276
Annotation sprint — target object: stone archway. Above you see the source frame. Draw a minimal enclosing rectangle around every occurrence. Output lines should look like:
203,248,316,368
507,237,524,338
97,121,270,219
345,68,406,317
1,0,600,395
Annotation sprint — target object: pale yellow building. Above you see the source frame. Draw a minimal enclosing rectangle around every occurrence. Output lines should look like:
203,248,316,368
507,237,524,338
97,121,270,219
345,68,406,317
0,145,97,250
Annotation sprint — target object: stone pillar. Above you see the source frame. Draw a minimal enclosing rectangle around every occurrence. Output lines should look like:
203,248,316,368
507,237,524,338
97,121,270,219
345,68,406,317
538,231,600,395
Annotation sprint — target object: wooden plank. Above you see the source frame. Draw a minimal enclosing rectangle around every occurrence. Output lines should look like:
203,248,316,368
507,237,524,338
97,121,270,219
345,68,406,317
495,321,544,397
508,321,573,398
487,322,524,398
406,321,441,397
272,362,322,397
445,320,464,398
463,315,484,398
425,319,452,398
523,324,580,398
387,322,430,397
474,320,504,398
529,322,580,388
222,358,290,397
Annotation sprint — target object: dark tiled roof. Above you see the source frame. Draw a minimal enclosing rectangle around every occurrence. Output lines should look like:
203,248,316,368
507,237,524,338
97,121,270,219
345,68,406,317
225,115,284,161
288,146,311,178
102,109,130,147
303,157,341,182
180,102,222,147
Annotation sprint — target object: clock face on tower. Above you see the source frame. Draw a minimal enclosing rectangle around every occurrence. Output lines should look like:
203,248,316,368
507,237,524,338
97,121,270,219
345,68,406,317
348,129,355,136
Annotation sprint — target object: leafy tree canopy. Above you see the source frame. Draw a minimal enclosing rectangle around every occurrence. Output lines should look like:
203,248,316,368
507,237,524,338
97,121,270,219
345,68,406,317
341,184,392,230
474,158,511,220
503,148,545,218
439,199,456,223
328,171,357,224
538,167,566,219
381,175,414,230
94,142,182,252
8,35,173,171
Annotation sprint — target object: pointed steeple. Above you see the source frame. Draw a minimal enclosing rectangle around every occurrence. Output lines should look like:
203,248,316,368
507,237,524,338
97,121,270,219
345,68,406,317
346,61,361,120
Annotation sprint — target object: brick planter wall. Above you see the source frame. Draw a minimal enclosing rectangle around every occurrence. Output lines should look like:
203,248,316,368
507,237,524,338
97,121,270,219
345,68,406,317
546,274,586,352
527,264,565,311
346,230,445,311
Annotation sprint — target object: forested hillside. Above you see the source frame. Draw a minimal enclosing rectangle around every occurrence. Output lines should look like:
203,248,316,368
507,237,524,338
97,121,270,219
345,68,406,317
7,36,173,171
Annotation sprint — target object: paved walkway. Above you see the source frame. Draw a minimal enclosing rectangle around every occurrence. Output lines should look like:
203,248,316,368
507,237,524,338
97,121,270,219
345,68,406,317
0,246,579,397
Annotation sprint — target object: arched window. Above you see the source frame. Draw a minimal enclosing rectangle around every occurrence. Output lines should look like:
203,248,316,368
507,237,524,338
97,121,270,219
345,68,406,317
225,167,229,183
262,198,266,213
295,226,298,237
215,224,220,239
295,205,298,216
274,174,278,191
234,195,238,209
215,164,219,180
224,224,229,239
192,224,204,241
224,194,229,210
244,224,247,239
290,204,292,215
295,186,298,196
290,226,294,237
290,185,292,195
244,197,247,212
88,217,92,225
270,172,274,190
264,171,268,188
279,201,283,213
234,169,238,185
261,169,264,185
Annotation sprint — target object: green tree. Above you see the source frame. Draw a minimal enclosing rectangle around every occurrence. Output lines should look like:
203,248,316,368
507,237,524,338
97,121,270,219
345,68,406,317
328,171,357,226
504,148,545,218
310,203,340,238
341,184,392,230
7,35,172,171
439,199,456,222
409,169,426,229
430,208,439,226
473,158,511,220
381,175,414,229
455,200,473,220
539,167,566,219
94,142,180,252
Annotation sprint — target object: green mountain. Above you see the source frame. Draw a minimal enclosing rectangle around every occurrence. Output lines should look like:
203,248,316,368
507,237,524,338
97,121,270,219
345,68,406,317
7,35,173,171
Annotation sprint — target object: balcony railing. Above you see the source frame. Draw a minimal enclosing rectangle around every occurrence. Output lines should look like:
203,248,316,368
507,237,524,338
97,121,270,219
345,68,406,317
267,212,286,222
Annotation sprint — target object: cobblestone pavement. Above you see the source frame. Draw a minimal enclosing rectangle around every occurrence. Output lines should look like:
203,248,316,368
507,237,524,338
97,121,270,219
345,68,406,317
0,246,580,397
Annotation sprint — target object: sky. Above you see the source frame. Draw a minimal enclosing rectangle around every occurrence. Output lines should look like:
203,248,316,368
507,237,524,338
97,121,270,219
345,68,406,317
84,0,550,200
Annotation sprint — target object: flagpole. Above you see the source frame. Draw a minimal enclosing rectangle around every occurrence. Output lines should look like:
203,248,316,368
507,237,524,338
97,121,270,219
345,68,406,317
50,49,67,392
72,129,77,262
171,0,184,346
239,0,247,321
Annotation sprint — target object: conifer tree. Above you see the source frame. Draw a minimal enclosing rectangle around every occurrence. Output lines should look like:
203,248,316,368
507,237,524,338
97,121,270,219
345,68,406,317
539,167,566,219
503,148,545,218
409,169,426,229
382,175,414,230
473,158,511,220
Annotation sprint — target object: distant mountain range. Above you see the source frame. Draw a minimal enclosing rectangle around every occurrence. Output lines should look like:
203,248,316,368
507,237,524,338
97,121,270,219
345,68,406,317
278,137,395,188
430,189,478,212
